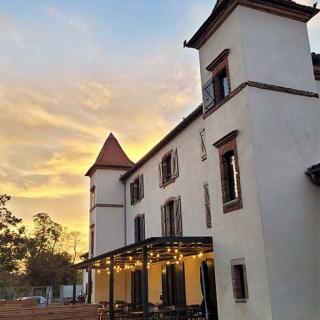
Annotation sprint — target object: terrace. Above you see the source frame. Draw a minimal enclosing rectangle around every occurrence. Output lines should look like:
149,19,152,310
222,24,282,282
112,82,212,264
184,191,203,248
72,237,216,320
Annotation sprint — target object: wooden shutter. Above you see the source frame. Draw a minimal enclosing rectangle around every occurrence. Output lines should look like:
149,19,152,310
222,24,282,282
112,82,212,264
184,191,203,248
175,263,186,307
202,77,215,112
130,183,134,205
161,205,166,236
131,271,135,304
161,265,168,305
174,197,182,236
159,163,164,187
139,175,144,200
204,184,212,228
172,149,179,179
200,129,207,159
134,216,139,243
140,214,145,241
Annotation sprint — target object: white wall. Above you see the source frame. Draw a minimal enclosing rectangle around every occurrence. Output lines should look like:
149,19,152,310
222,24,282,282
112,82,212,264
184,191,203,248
239,6,317,93
248,88,320,320
199,7,247,89
204,88,272,320
89,169,126,256
125,115,212,245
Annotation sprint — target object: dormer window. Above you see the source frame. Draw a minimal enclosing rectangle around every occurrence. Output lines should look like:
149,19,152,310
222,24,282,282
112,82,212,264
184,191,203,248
159,149,179,187
203,49,230,113
130,175,144,205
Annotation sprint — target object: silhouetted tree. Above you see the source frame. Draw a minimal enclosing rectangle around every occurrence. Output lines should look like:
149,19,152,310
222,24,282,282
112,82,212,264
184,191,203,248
0,194,27,273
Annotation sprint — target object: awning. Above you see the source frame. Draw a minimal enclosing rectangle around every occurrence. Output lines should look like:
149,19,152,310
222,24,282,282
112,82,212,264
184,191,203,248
73,236,213,270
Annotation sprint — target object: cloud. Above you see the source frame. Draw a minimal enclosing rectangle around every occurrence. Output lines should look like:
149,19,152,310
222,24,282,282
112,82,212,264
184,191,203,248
0,14,25,46
46,5,88,33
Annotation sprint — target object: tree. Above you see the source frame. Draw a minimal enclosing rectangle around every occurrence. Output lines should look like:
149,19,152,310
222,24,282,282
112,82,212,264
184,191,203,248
0,195,27,273
25,213,78,287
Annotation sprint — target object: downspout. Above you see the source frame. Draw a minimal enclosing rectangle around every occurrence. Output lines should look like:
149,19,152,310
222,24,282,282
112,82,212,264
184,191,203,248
123,179,128,302
123,180,127,246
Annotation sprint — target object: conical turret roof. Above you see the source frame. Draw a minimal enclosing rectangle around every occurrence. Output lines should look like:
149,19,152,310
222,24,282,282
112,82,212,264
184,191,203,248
85,133,134,176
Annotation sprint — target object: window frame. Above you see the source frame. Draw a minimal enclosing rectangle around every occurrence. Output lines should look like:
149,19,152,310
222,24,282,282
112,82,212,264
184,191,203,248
90,185,96,210
130,174,144,205
203,49,231,114
134,214,145,243
214,130,242,213
231,258,249,303
161,196,182,237
159,149,179,188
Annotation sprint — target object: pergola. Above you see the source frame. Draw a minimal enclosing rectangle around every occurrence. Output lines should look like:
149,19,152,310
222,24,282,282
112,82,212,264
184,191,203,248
72,236,213,320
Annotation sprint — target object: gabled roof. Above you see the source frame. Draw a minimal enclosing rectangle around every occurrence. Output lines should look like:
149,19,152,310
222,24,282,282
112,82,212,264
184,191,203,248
85,133,134,176
184,0,319,49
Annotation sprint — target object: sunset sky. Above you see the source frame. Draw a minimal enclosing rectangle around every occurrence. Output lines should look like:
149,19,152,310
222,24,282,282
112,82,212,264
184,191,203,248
1,0,319,249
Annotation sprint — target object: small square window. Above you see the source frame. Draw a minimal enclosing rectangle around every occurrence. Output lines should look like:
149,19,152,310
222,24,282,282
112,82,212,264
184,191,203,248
231,259,249,302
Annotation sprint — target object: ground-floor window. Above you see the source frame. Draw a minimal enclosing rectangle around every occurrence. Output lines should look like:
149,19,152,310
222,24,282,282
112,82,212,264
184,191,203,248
131,270,142,307
231,258,249,303
161,263,186,306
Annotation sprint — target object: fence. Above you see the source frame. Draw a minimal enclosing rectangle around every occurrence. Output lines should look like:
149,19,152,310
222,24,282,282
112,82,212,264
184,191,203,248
0,286,52,302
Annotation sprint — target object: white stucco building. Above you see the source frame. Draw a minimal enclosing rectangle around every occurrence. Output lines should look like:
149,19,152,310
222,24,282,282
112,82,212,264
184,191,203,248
74,0,320,319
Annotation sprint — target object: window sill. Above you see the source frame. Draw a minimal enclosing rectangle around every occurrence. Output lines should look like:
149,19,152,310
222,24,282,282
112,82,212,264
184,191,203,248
223,197,242,213
234,298,248,303
201,154,207,161
131,198,143,206
161,177,177,189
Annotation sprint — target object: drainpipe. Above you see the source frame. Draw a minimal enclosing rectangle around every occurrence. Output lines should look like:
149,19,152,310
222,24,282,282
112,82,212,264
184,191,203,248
123,180,127,246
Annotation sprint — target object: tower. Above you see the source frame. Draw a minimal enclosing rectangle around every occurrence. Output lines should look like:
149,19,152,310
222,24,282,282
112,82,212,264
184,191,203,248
85,133,134,302
185,0,319,319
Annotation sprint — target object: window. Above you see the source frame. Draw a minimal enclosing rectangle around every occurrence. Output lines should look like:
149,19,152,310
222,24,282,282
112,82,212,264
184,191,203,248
218,68,229,100
161,197,182,237
200,129,207,160
214,130,242,213
231,259,249,302
130,174,144,204
203,183,212,228
134,214,145,243
90,224,95,257
203,49,230,113
161,263,186,307
131,270,142,307
222,151,239,201
90,186,96,209
159,149,179,187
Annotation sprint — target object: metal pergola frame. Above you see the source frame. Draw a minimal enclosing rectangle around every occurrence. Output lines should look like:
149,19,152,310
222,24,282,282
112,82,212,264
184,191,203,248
72,236,213,320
